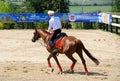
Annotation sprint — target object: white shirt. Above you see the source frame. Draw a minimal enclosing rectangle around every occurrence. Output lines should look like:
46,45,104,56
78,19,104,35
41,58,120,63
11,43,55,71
48,16,62,32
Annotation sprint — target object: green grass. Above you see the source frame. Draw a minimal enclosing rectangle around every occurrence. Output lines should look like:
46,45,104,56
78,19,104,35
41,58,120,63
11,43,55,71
69,6,112,13
69,0,113,5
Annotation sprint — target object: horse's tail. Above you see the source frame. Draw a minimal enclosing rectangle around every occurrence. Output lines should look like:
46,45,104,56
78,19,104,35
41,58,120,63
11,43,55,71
81,42,100,65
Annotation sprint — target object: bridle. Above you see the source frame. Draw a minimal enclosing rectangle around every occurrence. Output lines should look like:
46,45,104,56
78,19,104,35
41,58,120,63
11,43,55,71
36,30,49,47
42,35,48,42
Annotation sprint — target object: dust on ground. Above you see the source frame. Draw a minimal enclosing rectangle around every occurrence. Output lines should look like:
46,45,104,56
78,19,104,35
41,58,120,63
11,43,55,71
0,29,120,81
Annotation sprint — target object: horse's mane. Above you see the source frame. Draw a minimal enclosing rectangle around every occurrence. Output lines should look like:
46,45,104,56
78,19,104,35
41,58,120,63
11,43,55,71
43,29,51,35
38,28,50,35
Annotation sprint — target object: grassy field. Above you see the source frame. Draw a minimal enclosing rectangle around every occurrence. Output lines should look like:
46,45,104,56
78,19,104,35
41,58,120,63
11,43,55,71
69,0,113,5
69,6,112,13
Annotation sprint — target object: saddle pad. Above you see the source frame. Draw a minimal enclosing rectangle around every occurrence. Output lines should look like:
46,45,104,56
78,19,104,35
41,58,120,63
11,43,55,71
55,36,66,48
54,32,67,43
47,32,67,48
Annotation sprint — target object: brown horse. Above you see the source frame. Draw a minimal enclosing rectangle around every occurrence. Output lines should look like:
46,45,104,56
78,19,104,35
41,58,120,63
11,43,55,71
32,28,100,75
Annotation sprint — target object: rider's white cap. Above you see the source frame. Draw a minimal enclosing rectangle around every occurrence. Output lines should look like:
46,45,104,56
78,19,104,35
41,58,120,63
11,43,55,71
48,10,54,16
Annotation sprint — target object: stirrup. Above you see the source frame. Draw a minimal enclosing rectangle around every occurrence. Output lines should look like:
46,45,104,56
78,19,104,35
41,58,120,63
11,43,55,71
52,48,57,54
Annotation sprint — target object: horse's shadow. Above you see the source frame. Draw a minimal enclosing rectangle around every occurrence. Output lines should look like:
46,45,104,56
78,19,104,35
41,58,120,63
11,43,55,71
63,70,108,76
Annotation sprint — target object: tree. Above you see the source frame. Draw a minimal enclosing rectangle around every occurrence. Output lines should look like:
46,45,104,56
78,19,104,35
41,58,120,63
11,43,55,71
24,1,35,13
59,0,69,13
25,0,69,13
0,0,11,13
112,0,120,12
10,1,34,13
0,0,4,13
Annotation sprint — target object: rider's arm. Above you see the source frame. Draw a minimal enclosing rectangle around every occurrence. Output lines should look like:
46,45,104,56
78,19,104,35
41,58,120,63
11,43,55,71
48,19,53,32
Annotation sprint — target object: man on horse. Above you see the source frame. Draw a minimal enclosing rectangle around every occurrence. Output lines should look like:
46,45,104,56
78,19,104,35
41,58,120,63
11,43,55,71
47,10,62,54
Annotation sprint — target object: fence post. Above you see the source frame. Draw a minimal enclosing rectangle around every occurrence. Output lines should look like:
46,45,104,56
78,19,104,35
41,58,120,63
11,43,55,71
110,18,113,32
110,25,113,32
106,24,108,31
116,18,118,34
102,23,105,30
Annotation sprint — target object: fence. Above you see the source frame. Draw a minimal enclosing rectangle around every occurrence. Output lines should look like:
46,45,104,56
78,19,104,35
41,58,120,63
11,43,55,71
100,14,120,34
0,13,119,34
111,15,120,34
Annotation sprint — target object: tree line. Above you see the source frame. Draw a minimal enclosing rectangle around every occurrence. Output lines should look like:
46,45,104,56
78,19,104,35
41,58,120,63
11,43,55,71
0,0,70,29
0,0,120,29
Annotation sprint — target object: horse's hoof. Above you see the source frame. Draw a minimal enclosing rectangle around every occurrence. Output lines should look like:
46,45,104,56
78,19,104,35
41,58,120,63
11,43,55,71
50,67,54,72
70,70,74,73
47,67,54,72
64,69,74,73
57,72,63,75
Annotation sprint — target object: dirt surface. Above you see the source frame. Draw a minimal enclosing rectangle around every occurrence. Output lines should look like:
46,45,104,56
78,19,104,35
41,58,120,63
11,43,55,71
0,29,120,81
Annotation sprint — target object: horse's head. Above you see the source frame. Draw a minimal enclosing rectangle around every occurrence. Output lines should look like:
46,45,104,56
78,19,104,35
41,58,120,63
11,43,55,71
32,28,40,42
32,27,50,43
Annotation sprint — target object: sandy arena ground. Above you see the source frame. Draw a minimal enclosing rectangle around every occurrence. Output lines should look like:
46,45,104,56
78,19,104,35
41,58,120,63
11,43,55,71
0,29,120,81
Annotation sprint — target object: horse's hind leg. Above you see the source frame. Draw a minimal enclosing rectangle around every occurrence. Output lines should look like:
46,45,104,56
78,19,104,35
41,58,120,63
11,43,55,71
66,54,77,72
76,49,88,75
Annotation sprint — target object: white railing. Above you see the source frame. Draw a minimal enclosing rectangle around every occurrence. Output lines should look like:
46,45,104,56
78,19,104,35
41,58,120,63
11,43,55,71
112,15,120,28
111,14,120,34
112,23,120,27
100,13,120,34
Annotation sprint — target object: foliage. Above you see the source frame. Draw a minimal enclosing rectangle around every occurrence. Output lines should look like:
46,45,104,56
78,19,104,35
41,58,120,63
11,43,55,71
36,22,48,29
69,6,112,13
0,0,102,29
70,22,99,29
0,22,15,29
23,1,35,13
3,23,13,29
112,0,120,12
0,22,4,29
71,22,82,29
83,22,92,29
0,0,11,13
93,22,99,29
10,3,17,13
69,0,113,6
10,2,32,13
25,0,70,13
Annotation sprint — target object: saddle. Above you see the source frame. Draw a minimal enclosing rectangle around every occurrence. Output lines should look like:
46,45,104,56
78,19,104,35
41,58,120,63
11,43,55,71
54,32,67,43
48,32,67,48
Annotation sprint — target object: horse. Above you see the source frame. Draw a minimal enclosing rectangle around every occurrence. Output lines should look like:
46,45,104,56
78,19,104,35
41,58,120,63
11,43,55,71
32,27,100,75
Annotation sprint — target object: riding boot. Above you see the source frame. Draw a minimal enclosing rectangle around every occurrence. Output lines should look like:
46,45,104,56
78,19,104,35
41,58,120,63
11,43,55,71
48,40,57,54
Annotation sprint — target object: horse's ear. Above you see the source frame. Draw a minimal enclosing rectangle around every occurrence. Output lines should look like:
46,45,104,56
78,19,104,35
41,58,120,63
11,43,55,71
33,24,37,32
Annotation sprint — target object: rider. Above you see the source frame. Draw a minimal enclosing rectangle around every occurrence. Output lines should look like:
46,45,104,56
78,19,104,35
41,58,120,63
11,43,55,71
47,10,62,54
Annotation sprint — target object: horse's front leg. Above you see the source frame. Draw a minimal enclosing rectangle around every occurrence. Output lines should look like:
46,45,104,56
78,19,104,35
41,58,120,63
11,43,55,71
52,54,63,74
47,54,54,72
